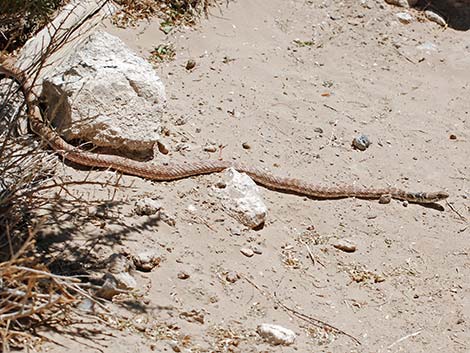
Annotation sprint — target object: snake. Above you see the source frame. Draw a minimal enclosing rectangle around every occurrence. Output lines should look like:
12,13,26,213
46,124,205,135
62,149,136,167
0,62,449,204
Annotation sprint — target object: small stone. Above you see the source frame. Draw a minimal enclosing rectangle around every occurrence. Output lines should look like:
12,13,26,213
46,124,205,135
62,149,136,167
133,251,161,271
185,59,196,70
203,144,217,152
314,127,324,133
134,198,162,216
352,134,371,151
78,298,95,312
425,10,446,27
242,142,251,149
240,248,254,257
449,134,457,140
257,323,296,346
230,227,241,236
402,200,409,207
169,341,181,352
156,140,169,155
396,12,413,24
177,271,190,280
226,271,240,283
379,194,392,204
385,0,418,8
333,239,357,253
252,246,263,255
215,168,267,229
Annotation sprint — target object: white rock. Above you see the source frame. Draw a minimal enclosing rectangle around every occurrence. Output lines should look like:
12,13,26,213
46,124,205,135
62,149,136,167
134,198,162,216
333,239,357,253
396,12,414,24
385,0,418,7
240,248,254,257
425,10,447,27
40,30,166,154
215,168,267,229
257,323,296,346
132,251,161,271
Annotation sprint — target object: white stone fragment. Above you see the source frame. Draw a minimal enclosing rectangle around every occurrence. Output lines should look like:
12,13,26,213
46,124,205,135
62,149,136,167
257,323,296,346
425,10,447,27
134,198,162,216
132,251,162,271
215,168,267,229
396,12,414,24
385,0,418,8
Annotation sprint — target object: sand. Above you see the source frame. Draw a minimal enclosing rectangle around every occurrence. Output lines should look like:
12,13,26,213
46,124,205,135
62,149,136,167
36,1,469,352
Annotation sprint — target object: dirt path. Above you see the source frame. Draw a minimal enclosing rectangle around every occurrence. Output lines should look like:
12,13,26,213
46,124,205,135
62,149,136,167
40,1,468,352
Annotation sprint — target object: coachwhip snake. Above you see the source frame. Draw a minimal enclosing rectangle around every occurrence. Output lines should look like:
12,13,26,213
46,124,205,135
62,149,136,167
0,62,449,204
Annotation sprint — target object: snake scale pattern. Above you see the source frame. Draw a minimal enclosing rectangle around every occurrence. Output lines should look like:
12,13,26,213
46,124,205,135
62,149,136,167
0,62,449,204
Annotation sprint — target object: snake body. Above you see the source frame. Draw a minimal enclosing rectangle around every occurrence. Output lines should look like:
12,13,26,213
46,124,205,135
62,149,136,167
0,63,449,204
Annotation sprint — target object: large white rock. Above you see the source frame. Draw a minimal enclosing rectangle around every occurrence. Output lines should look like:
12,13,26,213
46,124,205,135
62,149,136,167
215,168,267,229
257,323,296,346
41,30,166,154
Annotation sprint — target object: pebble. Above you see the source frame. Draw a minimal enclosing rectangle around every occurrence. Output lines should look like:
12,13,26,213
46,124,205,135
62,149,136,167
216,168,267,229
425,10,446,27
203,144,217,152
385,0,418,7
226,271,240,283
379,194,392,204
230,227,241,236
396,12,414,24
134,198,162,216
240,248,254,257
257,323,296,346
185,59,196,70
177,271,190,280
314,127,324,133
242,142,251,149
252,246,263,255
333,239,357,253
132,251,161,271
449,134,457,140
352,134,371,151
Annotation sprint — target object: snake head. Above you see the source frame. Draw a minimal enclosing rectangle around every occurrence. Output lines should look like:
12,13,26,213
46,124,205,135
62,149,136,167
432,191,449,202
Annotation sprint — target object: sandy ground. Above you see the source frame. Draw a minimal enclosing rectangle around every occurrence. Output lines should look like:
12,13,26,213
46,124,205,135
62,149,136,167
34,0,469,352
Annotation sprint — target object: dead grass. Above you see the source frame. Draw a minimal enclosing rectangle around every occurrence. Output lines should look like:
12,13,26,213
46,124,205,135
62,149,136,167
0,0,67,52
112,0,225,29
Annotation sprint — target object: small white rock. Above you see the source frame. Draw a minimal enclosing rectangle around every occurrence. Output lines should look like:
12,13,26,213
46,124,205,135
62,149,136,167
203,144,217,152
333,239,357,253
134,198,162,216
133,251,161,271
396,12,414,24
425,10,446,27
257,323,296,346
240,248,254,257
385,0,418,7
215,168,267,229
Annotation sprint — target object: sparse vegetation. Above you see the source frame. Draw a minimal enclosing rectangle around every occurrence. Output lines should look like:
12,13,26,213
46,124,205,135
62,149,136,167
0,0,66,52
113,0,223,29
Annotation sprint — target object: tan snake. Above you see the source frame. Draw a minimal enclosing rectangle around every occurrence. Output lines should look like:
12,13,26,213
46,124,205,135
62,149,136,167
0,63,449,204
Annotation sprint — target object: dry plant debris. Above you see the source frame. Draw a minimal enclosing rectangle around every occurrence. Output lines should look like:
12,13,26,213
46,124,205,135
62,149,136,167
112,0,222,29
0,0,67,52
